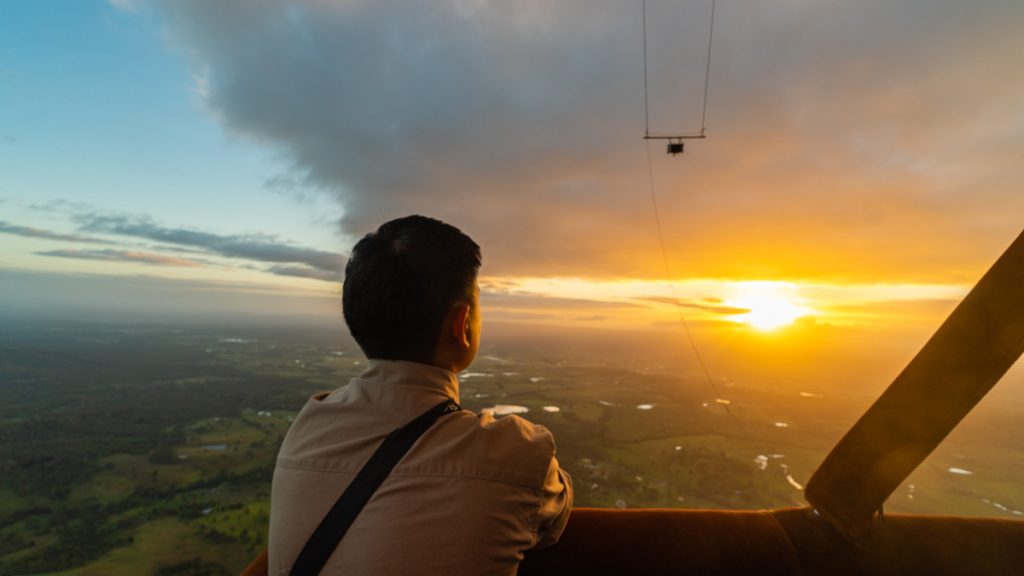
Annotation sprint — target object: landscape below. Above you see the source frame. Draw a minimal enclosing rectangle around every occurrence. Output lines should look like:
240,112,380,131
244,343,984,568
1,319,1021,575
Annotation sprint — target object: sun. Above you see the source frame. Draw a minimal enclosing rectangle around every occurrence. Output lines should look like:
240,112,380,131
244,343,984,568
726,282,810,331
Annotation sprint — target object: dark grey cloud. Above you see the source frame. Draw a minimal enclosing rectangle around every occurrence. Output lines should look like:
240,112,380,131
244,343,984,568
155,0,1024,281
75,213,345,277
266,264,343,283
150,244,216,256
36,248,203,267
0,220,115,244
155,0,681,277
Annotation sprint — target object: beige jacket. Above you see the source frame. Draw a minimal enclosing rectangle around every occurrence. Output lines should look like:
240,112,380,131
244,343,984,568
268,360,572,575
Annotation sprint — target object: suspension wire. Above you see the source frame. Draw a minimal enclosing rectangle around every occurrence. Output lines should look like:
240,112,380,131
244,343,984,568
644,140,731,413
642,0,650,136
641,2,741,429
642,0,718,138
700,0,717,136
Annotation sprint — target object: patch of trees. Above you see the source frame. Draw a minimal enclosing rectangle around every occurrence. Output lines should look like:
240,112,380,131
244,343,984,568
0,514,128,576
0,321,327,573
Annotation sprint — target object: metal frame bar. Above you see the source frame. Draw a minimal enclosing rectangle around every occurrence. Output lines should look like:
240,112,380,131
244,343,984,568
643,133,706,140
805,228,1024,545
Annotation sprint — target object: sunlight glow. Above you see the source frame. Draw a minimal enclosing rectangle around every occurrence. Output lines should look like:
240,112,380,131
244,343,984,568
482,276,962,330
726,282,811,331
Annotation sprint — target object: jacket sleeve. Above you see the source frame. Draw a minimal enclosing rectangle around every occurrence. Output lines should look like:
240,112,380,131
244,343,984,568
533,454,573,549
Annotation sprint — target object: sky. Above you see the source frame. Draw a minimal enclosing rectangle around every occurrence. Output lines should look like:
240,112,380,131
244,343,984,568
2,0,1023,338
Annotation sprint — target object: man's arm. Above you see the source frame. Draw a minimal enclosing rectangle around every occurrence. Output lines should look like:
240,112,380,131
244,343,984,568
534,455,573,549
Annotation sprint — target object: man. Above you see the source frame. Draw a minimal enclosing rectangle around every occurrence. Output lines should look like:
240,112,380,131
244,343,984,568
269,215,572,575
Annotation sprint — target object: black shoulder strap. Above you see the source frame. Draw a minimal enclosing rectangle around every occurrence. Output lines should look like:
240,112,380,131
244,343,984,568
290,398,461,576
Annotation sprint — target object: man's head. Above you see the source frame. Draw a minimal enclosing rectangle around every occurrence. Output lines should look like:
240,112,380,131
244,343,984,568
343,215,482,371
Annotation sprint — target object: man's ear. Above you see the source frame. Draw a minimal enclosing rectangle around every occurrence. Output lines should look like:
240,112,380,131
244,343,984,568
450,303,471,348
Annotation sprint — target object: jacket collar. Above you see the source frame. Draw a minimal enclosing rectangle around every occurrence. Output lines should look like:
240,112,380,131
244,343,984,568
357,359,461,404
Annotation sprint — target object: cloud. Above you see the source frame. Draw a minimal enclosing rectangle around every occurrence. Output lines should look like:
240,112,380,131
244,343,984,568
636,296,749,316
479,290,646,326
482,291,643,312
75,213,345,277
266,264,343,282
155,0,1024,282
27,199,96,215
0,220,115,244
36,248,203,267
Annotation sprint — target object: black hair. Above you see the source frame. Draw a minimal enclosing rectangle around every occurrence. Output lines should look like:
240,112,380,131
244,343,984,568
342,215,481,363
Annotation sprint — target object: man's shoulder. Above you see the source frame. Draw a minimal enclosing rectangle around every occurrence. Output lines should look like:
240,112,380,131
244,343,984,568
472,411,555,452
437,410,557,487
